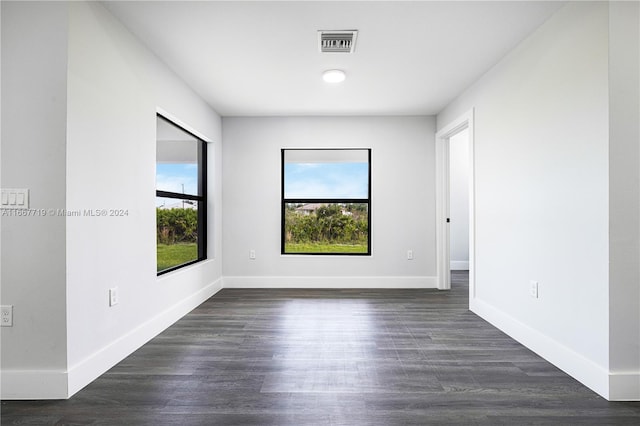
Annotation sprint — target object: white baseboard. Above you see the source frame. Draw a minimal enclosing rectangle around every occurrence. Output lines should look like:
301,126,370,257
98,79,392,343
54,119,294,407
1,277,223,400
223,276,438,289
0,369,68,400
470,297,612,400
9,277,636,401
65,276,223,398
450,261,469,270
609,372,640,401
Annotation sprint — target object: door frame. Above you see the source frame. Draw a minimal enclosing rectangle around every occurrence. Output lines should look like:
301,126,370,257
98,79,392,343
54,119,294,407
434,109,475,298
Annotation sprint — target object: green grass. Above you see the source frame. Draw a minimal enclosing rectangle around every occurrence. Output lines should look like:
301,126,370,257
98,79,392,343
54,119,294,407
157,241,366,271
285,242,368,254
157,243,197,272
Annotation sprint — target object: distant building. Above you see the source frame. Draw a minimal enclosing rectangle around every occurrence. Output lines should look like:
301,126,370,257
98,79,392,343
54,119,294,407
295,203,351,216
295,203,324,215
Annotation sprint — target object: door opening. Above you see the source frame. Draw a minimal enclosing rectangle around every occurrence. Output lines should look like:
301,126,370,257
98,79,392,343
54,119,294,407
435,110,475,301
449,128,470,273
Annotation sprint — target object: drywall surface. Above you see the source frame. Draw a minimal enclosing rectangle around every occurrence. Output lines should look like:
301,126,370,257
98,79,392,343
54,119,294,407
449,128,470,269
1,1,70,398
608,0,640,400
0,1,223,399
64,1,223,396
222,116,436,287
438,2,611,396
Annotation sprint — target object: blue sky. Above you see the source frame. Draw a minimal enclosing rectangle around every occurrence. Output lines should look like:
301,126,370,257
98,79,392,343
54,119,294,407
284,162,369,199
156,163,198,193
156,161,369,205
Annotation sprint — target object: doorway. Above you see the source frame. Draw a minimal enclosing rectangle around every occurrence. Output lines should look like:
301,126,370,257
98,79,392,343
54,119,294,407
435,110,475,301
449,128,470,272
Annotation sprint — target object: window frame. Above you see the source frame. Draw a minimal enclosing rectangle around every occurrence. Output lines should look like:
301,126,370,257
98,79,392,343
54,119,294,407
156,114,207,275
281,148,372,256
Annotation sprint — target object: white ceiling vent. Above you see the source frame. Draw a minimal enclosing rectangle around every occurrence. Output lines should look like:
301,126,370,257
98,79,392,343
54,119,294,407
318,30,358,53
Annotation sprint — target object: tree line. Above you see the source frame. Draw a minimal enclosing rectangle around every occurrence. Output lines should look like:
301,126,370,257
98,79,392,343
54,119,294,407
157,203,368,246
157,207,198,244
285,204,368,245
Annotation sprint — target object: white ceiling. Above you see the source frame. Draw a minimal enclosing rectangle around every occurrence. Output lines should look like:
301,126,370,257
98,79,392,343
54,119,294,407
103,1,565,116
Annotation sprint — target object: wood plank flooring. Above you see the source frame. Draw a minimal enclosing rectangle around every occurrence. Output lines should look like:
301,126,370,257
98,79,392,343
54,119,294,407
2,271,640,425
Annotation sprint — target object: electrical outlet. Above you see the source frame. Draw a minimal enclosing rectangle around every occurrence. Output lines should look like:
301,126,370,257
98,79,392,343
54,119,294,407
109,287,119,307
249,249,256,260
530,281,539,299
407,250,414,260
1,305,13,327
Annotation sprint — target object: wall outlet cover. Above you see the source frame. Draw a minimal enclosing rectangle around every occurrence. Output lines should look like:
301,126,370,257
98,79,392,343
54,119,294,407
109,287,119,306
529,281,539,299
1,305,14,327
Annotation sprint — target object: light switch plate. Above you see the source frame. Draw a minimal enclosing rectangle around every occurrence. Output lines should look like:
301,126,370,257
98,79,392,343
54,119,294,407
1,188,29,209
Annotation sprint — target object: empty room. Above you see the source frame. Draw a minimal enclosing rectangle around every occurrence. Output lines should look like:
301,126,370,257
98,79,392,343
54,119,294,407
1,0,639,424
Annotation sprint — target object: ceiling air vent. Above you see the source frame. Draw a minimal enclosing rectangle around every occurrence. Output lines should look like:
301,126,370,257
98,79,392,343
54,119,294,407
318,30,358,53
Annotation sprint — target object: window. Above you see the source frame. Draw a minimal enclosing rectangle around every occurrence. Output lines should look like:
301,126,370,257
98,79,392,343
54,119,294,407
156,115,207,274
282,148,371,255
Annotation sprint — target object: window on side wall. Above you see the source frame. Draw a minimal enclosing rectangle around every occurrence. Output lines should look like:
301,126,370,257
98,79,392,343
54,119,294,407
282,148,371,255
156,115,207,274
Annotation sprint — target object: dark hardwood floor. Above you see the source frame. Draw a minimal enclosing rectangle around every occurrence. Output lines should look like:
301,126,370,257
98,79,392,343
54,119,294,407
2,271,640,425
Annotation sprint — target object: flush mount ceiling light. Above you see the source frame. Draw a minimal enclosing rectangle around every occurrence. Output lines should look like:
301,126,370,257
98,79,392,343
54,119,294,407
322,69,346,83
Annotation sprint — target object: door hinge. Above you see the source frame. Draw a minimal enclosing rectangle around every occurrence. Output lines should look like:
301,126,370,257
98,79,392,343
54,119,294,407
446,218,450,223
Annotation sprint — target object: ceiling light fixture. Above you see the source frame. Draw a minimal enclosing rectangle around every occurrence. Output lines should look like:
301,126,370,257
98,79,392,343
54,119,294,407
322,69,346,83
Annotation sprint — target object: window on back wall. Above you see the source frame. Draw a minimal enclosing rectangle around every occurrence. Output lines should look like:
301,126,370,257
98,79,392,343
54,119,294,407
282,148,371,255
156,115,207,274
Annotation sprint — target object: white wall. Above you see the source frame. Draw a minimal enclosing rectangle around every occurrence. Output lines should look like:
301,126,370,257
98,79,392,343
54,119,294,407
1,1,224,399
222,116,436,288
64,1,223,397
1,1,70,397
449,128,469,270
438,2,613,397
608,0,640,400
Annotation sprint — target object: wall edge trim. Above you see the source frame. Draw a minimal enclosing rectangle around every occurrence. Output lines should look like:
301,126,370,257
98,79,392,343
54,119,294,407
609,372,640,401
0,370,68,400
